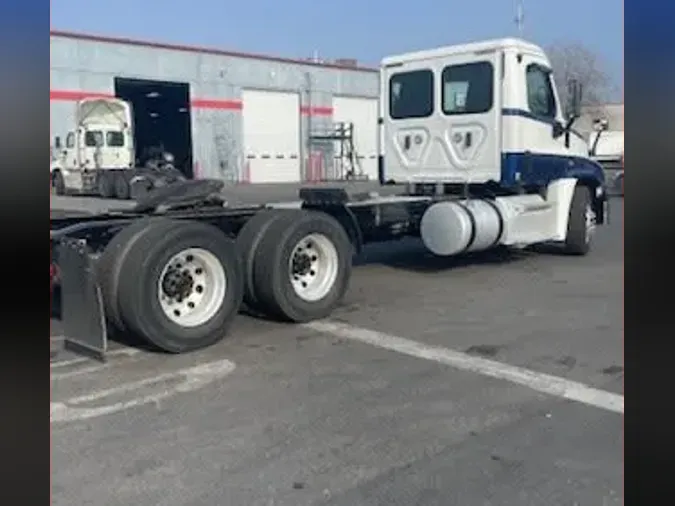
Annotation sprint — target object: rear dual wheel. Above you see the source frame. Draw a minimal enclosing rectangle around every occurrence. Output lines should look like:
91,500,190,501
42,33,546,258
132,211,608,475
98,218,243,353
97,210,352,354
114,173,130,199
97,171,131,199
237,210,353,322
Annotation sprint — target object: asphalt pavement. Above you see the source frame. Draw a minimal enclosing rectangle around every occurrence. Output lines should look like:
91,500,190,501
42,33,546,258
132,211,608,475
50,188,624,506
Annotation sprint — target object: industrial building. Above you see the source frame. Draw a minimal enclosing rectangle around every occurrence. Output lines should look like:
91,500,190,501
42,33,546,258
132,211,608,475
576,103,624,138
50,31,379,184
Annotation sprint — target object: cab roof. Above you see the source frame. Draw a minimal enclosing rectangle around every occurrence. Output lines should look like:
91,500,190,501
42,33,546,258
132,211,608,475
381,38,545,67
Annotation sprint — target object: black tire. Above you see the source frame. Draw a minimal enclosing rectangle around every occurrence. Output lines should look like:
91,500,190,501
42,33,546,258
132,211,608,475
114,172,131,200
252,210,353,322
52,171,65,195
615,174,624,197
97,218,170,331
115,220,243,353
97,172,115,199
564,185,594,256
235,209,303,310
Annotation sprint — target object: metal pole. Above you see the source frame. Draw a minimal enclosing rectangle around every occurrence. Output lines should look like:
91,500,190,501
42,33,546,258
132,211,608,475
304,71,313,181
514,0,525,36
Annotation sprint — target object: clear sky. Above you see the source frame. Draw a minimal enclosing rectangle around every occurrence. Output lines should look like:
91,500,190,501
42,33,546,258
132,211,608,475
51,0,622,89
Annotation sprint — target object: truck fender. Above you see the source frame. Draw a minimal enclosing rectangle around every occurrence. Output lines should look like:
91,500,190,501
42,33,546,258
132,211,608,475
302,203,364,254
545,177,579,241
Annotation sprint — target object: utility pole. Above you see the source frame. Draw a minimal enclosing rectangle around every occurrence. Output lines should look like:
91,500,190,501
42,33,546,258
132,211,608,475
514,0,525,36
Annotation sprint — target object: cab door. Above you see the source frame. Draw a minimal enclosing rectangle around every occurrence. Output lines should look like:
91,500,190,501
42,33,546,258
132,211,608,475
519,54,588,158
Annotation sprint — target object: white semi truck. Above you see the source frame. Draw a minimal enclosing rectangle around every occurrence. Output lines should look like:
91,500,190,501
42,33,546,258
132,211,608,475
50,97,185,200
50,38,608,360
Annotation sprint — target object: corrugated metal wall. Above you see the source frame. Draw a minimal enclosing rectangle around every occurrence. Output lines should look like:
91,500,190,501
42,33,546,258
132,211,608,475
49,32,379,183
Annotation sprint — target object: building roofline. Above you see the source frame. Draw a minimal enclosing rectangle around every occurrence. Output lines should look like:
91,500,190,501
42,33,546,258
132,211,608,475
50,29,379,73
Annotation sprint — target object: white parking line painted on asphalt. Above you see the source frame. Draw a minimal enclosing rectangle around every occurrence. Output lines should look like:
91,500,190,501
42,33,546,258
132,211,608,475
51,349,143,379
51,363,114,381
50,347,140,370
50,358,236,424
305,321,624,415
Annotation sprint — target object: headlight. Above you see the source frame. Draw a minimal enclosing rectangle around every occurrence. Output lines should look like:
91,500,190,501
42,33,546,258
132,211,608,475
163,153,175,163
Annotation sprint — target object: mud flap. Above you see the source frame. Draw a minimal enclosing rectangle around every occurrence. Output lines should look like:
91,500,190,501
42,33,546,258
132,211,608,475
58,238,108,362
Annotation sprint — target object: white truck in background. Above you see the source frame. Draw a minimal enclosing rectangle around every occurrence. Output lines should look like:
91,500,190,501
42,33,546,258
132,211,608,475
588,119,623,196
50,97,184,200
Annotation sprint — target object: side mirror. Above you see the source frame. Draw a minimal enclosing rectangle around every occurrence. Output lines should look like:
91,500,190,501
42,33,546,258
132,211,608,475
54,136,62,149
564,79,583,120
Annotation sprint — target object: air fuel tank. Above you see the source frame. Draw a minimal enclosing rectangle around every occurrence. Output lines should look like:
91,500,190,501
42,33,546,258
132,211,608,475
420,199,504,256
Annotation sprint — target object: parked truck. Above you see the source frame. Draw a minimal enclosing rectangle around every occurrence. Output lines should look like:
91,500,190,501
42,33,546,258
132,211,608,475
50,97,185,200
50,38,608,360
588,119,624,196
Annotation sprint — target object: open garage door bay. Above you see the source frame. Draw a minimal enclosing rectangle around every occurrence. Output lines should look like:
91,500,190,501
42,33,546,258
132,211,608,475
332,96,378,180
242,90,301,183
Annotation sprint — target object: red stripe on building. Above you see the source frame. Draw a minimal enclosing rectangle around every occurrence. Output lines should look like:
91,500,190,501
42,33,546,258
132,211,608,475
50,90,243,110
301,106,333,116
50,90,114,101
51,90,333,115
190,99,242,110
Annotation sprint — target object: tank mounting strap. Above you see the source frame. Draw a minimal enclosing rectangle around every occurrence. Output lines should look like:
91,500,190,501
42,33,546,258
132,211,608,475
482,198,505,246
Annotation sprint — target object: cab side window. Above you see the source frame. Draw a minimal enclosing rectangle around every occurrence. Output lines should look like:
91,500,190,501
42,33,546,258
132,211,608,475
66,132,75,149
442,61,494,115
526,64,557,119
389,69,434,119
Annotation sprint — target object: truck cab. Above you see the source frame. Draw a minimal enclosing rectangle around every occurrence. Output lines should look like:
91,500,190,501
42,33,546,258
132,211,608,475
51,97,134,194
379,38,604,193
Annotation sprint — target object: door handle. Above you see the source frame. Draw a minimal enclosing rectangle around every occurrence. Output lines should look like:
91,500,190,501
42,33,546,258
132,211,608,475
403,135,411,151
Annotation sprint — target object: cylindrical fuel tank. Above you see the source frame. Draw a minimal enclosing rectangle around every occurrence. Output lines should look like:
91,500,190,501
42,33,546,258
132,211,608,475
420,199,504,256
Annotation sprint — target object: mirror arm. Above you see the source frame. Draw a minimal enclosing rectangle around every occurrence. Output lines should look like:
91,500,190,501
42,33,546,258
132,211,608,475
563,114,579,149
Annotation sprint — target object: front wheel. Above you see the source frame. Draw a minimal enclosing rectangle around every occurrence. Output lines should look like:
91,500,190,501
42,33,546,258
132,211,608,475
52,171,65,195
564,185,595,256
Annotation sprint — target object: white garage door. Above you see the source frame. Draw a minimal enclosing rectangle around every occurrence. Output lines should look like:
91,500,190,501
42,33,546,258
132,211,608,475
332,96,378,180
242,89,301,183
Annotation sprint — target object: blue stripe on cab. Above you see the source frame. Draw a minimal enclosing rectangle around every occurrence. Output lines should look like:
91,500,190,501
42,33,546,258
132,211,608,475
501,108,585,141
501,152,605,187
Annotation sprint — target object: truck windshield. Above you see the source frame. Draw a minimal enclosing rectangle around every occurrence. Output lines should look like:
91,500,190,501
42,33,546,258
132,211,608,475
84,131,104,147
106,131,125,147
